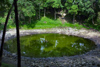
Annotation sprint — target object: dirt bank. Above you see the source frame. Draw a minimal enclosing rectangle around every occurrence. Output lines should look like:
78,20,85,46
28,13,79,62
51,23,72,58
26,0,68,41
0,27,100,67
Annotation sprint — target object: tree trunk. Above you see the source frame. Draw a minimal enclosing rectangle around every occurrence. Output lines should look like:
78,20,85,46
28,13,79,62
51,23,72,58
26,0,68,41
39,5,40,19
44,8,46,17
92,18,94,25
14,0,21,67
73,14,75,24
0,3,13,66
29,17,31,23
54,8,56,20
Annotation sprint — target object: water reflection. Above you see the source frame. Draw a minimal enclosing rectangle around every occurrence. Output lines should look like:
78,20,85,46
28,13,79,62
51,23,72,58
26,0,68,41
54,40,58,47
4,34,96,58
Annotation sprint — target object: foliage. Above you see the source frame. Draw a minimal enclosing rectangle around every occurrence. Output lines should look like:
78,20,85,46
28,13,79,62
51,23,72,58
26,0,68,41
21,1,35,17
78,0,95,22
50,0,63,8
0,0,100,30
68,5,78,15
65,0,78,23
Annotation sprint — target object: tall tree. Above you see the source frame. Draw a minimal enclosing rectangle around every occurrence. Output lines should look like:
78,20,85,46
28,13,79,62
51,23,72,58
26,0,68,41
65,0,78,23
52,0,63,19
0,2,14,66
47,0,63,19
14,0,21,66
21,1,35,23
34,0,44,19
0,0,21,67
78,0,95,24
17,0,36,23
43,0,48,17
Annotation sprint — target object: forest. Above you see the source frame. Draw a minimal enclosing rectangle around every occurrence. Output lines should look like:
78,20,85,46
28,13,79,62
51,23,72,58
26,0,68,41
0,0,100,30
0,0,100,67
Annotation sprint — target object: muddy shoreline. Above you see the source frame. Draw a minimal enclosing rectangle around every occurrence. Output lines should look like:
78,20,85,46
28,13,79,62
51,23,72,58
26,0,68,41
0,27,100,67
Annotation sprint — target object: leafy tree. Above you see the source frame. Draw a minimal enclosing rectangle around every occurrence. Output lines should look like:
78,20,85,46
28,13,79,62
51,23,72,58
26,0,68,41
34,0,44,19
0,0,11,17
47,0,63,19
43,0,48,17
78,0,96,24
98,0,100,9
0,0,10,10
0,0,100,28
69,5,78,24
0,0,12,27
20,1,35,23
65,0,78,23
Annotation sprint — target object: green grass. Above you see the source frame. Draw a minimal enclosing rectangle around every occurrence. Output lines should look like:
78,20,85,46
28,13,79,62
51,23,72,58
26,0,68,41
20,17,85,29
61,22,85,29
20,17,62,29
0,17,88,30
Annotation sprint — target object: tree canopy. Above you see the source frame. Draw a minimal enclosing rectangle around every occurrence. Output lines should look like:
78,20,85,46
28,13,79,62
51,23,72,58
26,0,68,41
0,0,100,26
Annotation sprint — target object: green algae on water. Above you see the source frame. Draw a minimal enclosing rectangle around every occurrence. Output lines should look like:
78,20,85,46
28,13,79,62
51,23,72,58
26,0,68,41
4,33,96,58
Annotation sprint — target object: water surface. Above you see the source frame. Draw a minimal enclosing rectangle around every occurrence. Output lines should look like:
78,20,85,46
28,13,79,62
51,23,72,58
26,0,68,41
4,33,96,58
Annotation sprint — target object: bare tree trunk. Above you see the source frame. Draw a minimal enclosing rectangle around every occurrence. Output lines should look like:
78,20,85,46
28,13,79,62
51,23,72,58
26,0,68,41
14,0,21,67
73,14,75,24
92,18,94,25
44,8,46,17
29,17,31,23
54,8,56,20
39,5,40,19
36,14,38,19
0,3,14,66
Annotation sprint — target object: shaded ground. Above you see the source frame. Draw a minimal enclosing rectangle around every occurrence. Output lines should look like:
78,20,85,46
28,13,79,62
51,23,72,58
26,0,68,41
0,27,100,67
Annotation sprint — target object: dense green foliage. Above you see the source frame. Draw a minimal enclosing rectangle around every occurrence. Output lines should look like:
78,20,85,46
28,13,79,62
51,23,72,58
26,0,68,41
0,0,100,30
